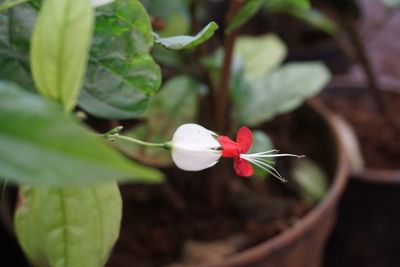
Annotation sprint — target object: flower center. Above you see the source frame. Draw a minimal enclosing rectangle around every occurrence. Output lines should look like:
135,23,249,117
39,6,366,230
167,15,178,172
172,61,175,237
218,135,243,158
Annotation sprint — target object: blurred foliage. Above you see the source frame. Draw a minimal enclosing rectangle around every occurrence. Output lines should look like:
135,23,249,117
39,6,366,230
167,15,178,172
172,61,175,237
232,61,331,126
116,76,203,166
227,0,311,33
292,159,329,204
233,34,287,80
202,34,331,126
265,2,339,35
226,0,338,35
141,0,190,36
384,0,400,8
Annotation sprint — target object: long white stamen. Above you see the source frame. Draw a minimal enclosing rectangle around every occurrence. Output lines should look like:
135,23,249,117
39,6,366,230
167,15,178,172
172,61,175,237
244,153,305,159
249,158,286,182
241,150,305,182
243,156,287,182
245,149,279,156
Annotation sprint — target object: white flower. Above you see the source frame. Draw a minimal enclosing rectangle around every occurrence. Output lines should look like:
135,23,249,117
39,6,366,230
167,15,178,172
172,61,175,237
170,124,222,171
91,0,114,7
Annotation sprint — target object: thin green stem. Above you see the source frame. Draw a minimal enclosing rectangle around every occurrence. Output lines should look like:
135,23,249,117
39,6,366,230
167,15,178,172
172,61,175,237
113,134,171,150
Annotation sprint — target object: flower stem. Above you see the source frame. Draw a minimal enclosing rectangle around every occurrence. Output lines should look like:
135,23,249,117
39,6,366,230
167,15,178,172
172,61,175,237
113,135,171,150
103,126,171,150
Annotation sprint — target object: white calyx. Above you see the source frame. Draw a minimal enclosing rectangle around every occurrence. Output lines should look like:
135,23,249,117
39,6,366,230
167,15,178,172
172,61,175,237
91,0,114,7
171,124,222,171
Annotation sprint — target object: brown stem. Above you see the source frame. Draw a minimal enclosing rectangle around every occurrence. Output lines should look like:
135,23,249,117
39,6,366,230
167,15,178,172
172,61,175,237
214,0,244,133
189,0,200,34
210,0,244,209
342,15,386,112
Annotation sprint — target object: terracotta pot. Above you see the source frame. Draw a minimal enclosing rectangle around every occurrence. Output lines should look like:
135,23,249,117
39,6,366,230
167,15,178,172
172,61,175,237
321,85,400,266
190,100,349,267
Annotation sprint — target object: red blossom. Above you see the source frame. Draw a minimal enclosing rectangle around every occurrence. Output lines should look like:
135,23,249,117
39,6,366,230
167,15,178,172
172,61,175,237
218,127,254,177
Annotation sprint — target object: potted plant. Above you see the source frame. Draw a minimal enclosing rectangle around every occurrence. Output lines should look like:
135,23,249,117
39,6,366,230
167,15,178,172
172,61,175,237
0,0,349,266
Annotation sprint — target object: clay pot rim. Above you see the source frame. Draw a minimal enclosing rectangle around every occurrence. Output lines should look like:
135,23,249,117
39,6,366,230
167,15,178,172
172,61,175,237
323,85,400,184
352,168,400,184
195,100,350,267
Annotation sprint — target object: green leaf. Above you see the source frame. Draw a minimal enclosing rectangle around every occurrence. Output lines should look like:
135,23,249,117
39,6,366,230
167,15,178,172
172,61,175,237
292,159,328,204
247,131,274,178
0,4,36,90
267,0,310,9
267,4,339,35
78,0,161,119
116,76,200,167
225,0,264,34
291,8,339,35
15,183,122,267
234,34,287,80
0,81,163,185
153,21,219,50
232,62,331,126
31,0,93,112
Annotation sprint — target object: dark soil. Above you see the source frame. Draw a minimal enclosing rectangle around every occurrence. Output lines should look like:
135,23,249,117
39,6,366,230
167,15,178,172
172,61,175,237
321,88,400,169
106,105,336,267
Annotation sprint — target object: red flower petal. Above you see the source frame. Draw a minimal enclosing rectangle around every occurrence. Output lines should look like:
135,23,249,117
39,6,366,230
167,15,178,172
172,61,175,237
236,127,253,153
233,158,254,177
218,136,241,158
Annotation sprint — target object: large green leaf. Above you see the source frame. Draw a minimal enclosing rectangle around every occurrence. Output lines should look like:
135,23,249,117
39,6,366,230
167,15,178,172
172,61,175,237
153,21,219,50
116,76,200,166
15,183,122,267
232,62,331,126
0,81,163,185
78,0,161,119
0,4,35,90
31,0,93,112
234,34,287,80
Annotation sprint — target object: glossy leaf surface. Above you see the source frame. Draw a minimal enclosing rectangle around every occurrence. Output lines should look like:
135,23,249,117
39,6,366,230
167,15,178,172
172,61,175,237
78,0,161,119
